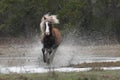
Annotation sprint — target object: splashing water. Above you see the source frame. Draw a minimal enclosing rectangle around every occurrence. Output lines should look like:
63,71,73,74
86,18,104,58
0,31,120,73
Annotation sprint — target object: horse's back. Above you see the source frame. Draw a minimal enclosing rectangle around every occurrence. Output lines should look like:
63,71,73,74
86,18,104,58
52,28,62,45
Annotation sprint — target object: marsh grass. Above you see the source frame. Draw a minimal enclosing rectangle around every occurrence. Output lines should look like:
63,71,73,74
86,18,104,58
0,70,120,80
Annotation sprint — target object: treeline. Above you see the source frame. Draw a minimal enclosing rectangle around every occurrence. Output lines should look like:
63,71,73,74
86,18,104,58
0,0,120,43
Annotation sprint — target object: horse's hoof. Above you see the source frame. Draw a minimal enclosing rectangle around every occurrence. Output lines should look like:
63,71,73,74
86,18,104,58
42,48,45,53
46,59,50,64
43,55,46,63
43,59,46,63
49,50,52,55
43,58,46,63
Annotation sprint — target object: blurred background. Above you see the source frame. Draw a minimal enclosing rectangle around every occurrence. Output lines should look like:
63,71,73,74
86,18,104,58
0,0,120,45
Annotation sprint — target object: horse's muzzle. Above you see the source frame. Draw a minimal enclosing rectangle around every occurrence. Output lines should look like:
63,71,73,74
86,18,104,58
45,32,50,35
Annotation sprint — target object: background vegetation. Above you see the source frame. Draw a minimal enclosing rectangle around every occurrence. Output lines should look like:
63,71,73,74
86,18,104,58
0,0,120,44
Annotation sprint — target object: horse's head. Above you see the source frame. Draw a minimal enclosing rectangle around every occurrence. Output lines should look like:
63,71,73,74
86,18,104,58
44,21,52,36
40,14,59,36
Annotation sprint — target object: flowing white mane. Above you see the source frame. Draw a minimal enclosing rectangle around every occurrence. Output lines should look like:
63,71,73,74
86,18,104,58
40,14,59,34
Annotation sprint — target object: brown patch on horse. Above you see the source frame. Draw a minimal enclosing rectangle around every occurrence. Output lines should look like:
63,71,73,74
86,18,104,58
52,28,62,45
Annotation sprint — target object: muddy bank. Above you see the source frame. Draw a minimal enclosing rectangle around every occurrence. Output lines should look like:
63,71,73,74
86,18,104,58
69,61,120,68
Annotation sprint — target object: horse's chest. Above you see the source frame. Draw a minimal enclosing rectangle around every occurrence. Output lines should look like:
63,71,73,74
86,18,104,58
43,36,55,48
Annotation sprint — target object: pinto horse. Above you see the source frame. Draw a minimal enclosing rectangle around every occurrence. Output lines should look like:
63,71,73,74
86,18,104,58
40,14,62,64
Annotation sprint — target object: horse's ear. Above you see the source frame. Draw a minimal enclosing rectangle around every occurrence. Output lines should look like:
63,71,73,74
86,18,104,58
44,17,46,20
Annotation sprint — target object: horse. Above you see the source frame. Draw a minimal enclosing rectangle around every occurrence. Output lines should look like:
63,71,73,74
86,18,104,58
40,14,62,64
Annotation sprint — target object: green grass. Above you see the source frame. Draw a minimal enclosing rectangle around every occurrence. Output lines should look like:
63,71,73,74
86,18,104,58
0,70,120,80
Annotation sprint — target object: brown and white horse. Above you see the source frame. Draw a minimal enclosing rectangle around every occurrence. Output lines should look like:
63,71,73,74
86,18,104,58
40,14,62,63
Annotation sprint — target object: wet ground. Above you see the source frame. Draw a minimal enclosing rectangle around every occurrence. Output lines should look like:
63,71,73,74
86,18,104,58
0,38,120,73
0,42,120,67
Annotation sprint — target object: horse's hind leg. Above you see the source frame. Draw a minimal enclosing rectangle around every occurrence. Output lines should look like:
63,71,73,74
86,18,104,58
42,48,46,63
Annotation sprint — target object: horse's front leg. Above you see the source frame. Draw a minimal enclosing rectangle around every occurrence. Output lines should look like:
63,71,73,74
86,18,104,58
42,48,46,63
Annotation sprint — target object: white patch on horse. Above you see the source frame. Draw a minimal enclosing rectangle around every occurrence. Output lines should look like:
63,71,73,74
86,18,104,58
45,22,50,35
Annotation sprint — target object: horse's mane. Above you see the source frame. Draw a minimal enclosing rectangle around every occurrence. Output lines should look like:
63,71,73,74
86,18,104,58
40,14,59,34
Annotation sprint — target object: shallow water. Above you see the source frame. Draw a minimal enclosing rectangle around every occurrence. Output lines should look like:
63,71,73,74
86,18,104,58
0,43,120,73
0,44,120,67
1,66,120,74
